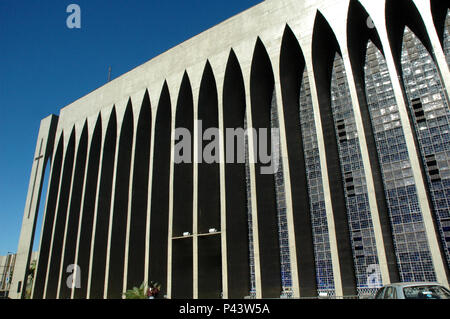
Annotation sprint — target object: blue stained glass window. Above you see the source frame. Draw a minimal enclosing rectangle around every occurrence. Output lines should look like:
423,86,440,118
401,26,450,269
330,53,380,296
364,40,438,283
299,69,336,296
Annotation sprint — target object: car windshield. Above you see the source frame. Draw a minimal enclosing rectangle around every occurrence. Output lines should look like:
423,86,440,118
403,285,450,299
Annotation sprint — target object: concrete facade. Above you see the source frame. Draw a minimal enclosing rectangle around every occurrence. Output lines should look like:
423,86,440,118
9,0,450,299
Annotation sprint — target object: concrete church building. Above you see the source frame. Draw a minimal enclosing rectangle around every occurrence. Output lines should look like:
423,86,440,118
10,0,450,299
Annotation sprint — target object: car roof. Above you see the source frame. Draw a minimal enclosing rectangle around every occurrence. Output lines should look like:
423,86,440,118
385,282,443,288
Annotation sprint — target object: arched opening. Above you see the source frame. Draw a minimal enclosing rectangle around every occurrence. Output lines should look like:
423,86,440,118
300,67,336,296
46,128,76,298
31,157,51,245
346,0,399,289
90,108,117,299
172,72,194,299
28,155,51,298
279,24,317,297
223,49,250,299
108,101,134,299
149,82,171,298
430,0,450,50
58,122,88,299
363,38,432,284
127,91,152,291
74,114,102,299
311,10,357,297
386,0,435,73
399,24,450,276
32,135,64,299
250,37,282,298
197,61,222,299
31,160,51,253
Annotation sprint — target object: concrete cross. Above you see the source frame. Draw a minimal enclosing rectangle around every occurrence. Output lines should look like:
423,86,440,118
27,139,44,219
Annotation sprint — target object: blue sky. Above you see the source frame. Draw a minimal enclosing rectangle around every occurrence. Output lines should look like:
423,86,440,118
0,0,262,256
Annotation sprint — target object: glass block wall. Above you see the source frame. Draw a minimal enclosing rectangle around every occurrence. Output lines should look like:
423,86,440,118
270,89,293,297
244,114,257,298
364,40,437,282
330,53,380,295
400,26,450,270
445,11,450,66
299,69,336,296
243,22,450,298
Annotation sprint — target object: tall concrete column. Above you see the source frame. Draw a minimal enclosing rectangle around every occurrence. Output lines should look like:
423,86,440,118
104,99,133,299
86,106,117,299
9,115,58,299
165,76,180,299
43,127,76,299
70,114,102,299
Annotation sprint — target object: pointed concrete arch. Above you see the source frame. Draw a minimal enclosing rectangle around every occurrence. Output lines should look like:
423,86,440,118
362,38,439,284
279,24,318,297
148,82,171,299
126,91,152,291
107,101,134,299
172,72,194,299
346,0,400,285
197,60,222,299
311,10,357,297
198,61,220,234
430,0,450,48
45,128,76,298
409,0,450,103
386,0,435,72
32,134,64,299
73,114,102,299
58,121,89,299
249,37,282,298
223,49,250,299
361,0,450,287
89,108,117,299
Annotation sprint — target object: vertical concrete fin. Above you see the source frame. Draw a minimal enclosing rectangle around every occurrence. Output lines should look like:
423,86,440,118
73,114,102,299
44,127,76,299
249,37,282,298
89,107,117,299
197,60,222,299
311,10,357,297
171,72,194,299
223,49,251,299
148,82,171,298
126,90,152,291
32,132,64,299
279,24,318,297
57,121,89,299
106,101,134,299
